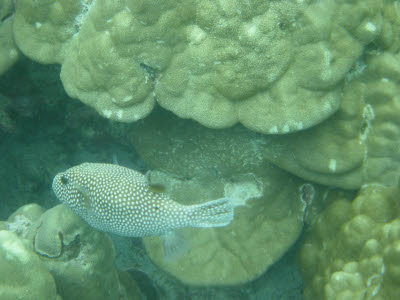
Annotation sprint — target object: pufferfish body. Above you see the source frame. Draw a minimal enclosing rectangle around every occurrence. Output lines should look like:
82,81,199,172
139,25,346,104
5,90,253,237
52,163,234,237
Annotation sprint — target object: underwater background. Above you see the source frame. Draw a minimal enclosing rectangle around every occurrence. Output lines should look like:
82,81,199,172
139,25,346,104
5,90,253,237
1,0,400,299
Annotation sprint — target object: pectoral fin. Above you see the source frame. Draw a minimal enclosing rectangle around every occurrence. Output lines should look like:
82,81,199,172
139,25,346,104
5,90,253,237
73,183,94,213
162,230,190,262
145,171,167,194
148,183,166,194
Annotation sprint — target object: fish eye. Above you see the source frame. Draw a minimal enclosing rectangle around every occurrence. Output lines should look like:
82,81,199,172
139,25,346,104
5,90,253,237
60,176,69,185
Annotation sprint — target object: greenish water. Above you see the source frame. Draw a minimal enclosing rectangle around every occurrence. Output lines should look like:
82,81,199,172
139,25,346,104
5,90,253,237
1,1,399,299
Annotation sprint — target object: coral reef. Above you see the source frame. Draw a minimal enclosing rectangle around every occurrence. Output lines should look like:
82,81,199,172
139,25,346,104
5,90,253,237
130,109,318,285
11,0,383,134
1,203,144,300
263,52,400,189
0,230,58,300
299,184,400,299
0,0,399,298
142,169,303,286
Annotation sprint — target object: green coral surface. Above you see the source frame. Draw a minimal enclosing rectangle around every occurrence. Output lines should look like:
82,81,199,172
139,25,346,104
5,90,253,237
0,230,58,300
2,203,144,300
263,51,400,189
12,0,385,134
299,184,400,300
130,109,311,285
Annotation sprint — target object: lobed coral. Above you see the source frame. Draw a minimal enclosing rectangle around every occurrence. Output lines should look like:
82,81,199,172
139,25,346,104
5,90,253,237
1,203,144,300
12,0,385,134
262,51,400,189
130,109,313,285
0,230,58,300
299,184,400,299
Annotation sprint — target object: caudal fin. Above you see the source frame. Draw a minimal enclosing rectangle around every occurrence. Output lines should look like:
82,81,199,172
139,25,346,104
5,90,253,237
187,198,234,228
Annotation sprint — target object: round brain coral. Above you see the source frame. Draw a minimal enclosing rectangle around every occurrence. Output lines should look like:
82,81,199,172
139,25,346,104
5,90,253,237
13,0,383,133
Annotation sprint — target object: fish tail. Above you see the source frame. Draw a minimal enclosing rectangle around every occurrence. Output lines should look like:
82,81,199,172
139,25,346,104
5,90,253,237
186,198,234,228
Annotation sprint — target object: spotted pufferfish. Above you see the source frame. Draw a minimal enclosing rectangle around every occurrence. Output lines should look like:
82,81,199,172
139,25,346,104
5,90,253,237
52,163,234,238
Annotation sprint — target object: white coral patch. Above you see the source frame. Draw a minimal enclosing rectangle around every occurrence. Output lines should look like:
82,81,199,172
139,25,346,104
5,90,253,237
323,100,334,112
328,159,337,172
102,109,112,118
0,231,29,264
297,122,304,130
187,25,206,45
269,126,278,134
282,124,290,133
365,22,376,32
224,175,263,207
122,96,132,103
363,104,375,121
9,49,18,59
245,23,258,37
